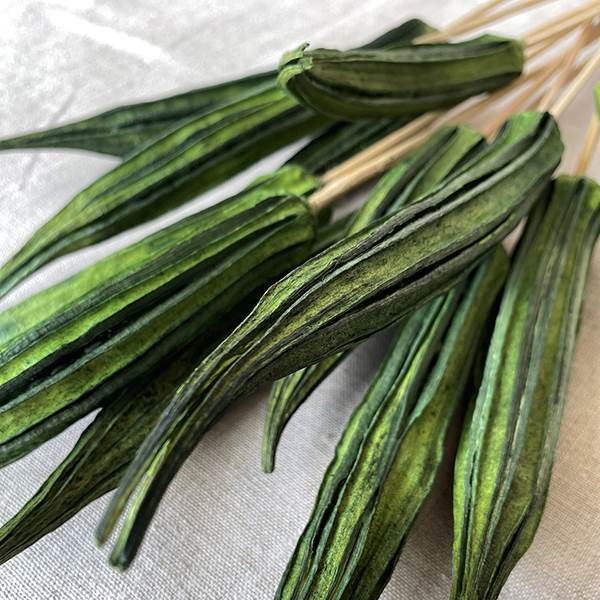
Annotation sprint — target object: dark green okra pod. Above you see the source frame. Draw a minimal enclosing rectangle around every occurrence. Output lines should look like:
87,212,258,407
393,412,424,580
0,19,432,157
0,328,239,565
98,111,563,568
279,35,524,119
0,71,275,156
263,124,485,472
451,175,600,600
276,247,508,600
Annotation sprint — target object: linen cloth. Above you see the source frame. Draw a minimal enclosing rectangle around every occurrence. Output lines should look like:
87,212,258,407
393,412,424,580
0,1,598,598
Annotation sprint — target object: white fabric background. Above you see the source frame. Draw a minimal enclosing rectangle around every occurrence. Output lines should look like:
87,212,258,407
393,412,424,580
0,1,599,598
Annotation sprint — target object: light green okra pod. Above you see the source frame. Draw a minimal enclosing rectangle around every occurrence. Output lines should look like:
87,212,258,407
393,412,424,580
0,165,319,467
0,323,247,565
0,88,325,299
451,175,600,600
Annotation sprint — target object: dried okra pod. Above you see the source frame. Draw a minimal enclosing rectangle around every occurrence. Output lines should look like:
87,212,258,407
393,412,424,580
0,87,324,298
0,19,432,157
98,111,562,568
276,247,508,600
0,108,431,560
0,337,228,564
0,71,275,156
279,35,524,119
263,124,485,472
0,165,318,467
451,175,600,600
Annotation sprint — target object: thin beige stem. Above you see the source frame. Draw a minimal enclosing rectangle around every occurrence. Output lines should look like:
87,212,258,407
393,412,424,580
482,66,554,136
551,44,600,118
309,131,431,214
419,0,555,43
575,112,600,174
308,1,599,212
537,24,592,111
439,0,508,33
525,38,553,61
322,112,440,182
524,2,600,47
525,25,579,61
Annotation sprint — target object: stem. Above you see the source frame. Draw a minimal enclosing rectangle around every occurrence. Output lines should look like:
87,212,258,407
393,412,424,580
551,44,600,118
309,132,430,214
525,26,578,61
537,25,593,112
441,0,509,29
322,113,439,182
523,1,600,47
575,112,600,175
419,0,556,43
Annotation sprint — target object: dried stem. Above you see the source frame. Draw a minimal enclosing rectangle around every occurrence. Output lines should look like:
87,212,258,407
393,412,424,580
538,25,593,111
551,44,600,118
575,112,600,174
524,1,600,47
419,0,555,43
322,113,440,182
309,131,431,214
435,0,508,35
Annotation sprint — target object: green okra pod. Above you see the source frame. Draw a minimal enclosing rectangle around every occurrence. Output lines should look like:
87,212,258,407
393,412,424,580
276,247,508,600
0,165,319,467
0,111,423,560
98,111,562,568
0,87,324,299
263,124,486,472
0,333,231,565
0,72,275,157
279,35,524,119
0,265,264,564
451,175,600,600
0,19,432,157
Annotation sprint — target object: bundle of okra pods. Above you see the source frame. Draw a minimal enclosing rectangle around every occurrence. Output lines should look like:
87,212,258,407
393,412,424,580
0,0,599,597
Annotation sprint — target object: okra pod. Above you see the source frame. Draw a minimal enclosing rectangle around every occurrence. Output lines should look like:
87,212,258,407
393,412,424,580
276,247,507,600
0,72,275,156
279,35,524,119
263,124,485,472
451,175,600,600
0,87,324,298
98,111,562,568
0,165,318,466
0,19,432,157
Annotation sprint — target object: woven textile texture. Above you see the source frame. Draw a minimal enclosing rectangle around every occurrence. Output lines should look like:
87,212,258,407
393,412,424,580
0,1,599,598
